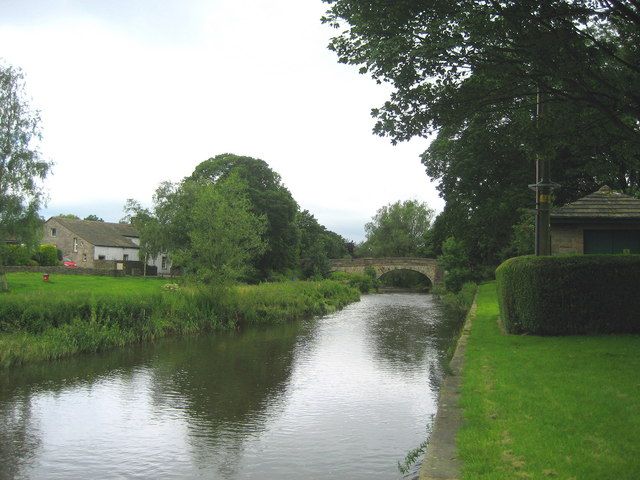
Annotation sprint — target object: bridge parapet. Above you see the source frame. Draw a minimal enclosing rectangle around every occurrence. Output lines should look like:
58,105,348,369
329,257,442,284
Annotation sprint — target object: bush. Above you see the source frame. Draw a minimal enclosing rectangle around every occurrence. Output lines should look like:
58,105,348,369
433,281,477,318
33,244,59,266
438,237,473,293
329,271,378,293
496,255,640,335
0,244,32,266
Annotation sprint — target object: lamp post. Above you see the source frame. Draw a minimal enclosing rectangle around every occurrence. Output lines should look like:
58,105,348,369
528,87,559,256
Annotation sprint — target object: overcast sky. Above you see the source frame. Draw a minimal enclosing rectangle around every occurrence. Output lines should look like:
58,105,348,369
0,0,442,241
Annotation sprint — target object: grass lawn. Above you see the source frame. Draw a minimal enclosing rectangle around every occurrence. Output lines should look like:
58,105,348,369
459,282,640,479
3,272,170,296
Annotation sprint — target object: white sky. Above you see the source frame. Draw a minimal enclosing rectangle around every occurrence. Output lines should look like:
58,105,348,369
0,0,442,241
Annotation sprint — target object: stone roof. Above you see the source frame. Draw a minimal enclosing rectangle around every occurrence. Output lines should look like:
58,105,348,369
551,186,640,222
50,217,139,248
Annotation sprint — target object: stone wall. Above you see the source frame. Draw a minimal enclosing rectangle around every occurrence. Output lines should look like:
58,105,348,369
3,266,125,276
43,218,95,268
551,225,583,254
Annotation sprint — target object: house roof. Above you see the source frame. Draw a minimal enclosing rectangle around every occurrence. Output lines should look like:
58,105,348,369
551,186,640,223
50,217,140,248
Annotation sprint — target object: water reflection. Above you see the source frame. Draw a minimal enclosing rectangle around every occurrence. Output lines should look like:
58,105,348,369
145,322,313,477
0,294,461,480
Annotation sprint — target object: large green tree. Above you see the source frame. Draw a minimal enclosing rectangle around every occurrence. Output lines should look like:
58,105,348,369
0,63,51,290
140,174,266,284
323,1,640,264
323,0,640,143
191,154,299,280
361,200,434,257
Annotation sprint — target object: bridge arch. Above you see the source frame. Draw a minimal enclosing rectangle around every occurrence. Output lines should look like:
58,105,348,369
329,257,442,286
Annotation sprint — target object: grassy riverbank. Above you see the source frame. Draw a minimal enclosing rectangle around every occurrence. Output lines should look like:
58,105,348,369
458,283,640,479
0,273,360,368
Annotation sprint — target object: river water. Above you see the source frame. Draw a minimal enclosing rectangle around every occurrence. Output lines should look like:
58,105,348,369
0,293,461,480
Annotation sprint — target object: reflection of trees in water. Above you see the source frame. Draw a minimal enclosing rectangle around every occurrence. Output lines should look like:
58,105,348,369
146,321,312,477
0,397,40,480
365,295,463,385
0,347,153,480
0,322,314,479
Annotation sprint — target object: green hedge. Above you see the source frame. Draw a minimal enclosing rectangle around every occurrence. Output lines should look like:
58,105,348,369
496,255,640,335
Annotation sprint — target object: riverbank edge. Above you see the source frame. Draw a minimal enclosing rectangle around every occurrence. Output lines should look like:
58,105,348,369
0,278,361,368
419,291,478,480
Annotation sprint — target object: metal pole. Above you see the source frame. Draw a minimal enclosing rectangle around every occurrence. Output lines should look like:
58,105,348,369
534,88,552,256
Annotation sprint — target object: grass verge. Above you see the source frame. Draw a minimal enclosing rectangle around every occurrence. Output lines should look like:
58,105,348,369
458,282,640,479
0,273,359,368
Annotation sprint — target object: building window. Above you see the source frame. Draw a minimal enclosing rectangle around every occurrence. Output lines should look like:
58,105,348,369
50,228,57,237
123,254,129,261
161,256,167,270
73,238,78,253
98,255,106,260
82,253,87,262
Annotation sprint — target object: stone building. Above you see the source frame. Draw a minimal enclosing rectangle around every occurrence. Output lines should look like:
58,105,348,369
43,217,171,274
551,186,640,255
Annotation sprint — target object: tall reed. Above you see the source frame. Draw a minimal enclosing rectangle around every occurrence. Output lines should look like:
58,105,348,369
0,279,360,368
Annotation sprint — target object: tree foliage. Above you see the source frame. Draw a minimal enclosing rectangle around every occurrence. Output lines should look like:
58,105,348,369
0,63,51,290
169,176,267,284
296,209,349,279
361,199,434,257
438,236,473,293
323,0,640,142
122,199,163,275
0,64,50,242
323,1,640,264
128,174,266,284
191,154,299,280
83,214,104,222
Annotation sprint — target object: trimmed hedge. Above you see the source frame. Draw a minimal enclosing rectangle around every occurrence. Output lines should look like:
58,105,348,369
496,255,640,335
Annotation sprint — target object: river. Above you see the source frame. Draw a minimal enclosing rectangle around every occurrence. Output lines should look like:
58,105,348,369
0,293,461,480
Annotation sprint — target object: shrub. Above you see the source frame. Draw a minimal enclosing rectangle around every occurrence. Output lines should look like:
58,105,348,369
0,244,32,266
433,281,477,319
496,255,640,335
33,244,59,266
329,271,378,293
438,236,473,293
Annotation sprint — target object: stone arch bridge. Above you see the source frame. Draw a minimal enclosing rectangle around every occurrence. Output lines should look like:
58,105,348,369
329,257,442,285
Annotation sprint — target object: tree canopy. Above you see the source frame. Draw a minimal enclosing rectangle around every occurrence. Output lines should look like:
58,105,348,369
0,64,50,245
126,173,266,284
0,63,51,290
360,200,434,257
192,154,299,280
323,1,640,265
323,0,640,143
